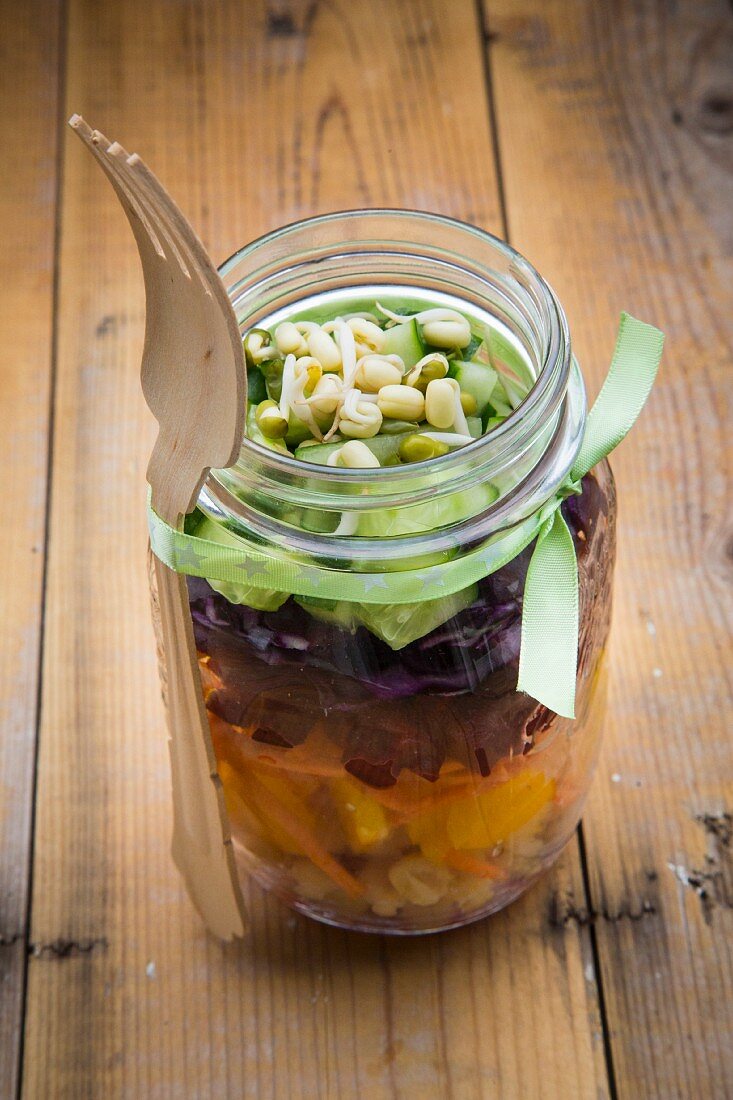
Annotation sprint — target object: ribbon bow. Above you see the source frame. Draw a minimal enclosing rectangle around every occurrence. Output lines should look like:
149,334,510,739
148,313,664,719
517,313,664,715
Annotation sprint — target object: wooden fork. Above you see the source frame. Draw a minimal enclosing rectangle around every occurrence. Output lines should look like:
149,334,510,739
69,115,247,939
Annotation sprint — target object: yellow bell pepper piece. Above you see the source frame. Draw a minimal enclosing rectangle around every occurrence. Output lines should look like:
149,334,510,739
218,760,254,830
447,770,556,851
407,802,452,861
331,776,390,852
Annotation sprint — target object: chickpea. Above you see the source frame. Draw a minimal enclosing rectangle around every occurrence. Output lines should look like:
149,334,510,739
355,355,403,393
274,321,308,357
335,440,381,468
377,384,426,421
425,378,459,429
307,326,342,371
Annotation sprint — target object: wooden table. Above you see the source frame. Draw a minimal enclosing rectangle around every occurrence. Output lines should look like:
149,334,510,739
2,1,731,1096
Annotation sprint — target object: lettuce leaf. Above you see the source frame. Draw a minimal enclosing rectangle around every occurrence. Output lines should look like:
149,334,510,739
295,584,478,650
191,513,289,611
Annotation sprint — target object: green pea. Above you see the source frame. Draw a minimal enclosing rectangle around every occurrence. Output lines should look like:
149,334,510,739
255,399,288,439
398,434,450,463
421,358,449,382
460,391,478,416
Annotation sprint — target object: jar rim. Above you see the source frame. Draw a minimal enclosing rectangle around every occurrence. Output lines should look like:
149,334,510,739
217,208,570,485
201,209,585,564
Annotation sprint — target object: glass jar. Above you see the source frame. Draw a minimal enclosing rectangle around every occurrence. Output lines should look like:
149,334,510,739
170,212,616,934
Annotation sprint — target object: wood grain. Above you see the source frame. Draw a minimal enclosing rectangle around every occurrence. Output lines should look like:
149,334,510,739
485,0,733,1095
0,1,61,1094
21,0,609,1097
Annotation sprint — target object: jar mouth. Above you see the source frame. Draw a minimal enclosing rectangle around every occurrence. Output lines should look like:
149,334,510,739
202,209,585,564
218,209,568,476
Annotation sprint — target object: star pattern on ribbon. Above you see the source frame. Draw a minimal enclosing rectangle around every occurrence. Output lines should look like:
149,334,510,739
421,570,451,595
304,569,324,590
361,573,390,593
174,541,207,571
233,555,272,581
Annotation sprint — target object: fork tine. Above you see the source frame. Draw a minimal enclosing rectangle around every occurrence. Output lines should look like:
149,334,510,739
71,115,241,365
69,116,166,261
125,152,224,299
103,140,213,295
75,113,223,303
93,134,193,278
103,140,199,282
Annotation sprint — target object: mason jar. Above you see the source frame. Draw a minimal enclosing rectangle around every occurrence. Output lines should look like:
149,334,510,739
157,211,616,934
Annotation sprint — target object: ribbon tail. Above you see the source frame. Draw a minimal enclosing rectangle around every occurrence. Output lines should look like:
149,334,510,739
517,509,578,719
571,312,664,481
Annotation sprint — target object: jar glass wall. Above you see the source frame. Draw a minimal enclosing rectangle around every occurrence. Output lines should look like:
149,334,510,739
160,212,617,933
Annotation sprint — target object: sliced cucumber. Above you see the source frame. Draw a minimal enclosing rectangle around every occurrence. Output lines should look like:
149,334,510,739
294,420,482,467
487,397,513,421
487,329,534,387
379,418,420,435
381,318,425,369
482,394,512,430
295,434,404,466
449,360,498,416
472,341,492,367
284,414,313,448
485,415,507,433
246,367,267,405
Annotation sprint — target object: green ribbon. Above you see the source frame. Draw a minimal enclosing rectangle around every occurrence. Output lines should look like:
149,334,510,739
148,312,663,719
517,312,664,715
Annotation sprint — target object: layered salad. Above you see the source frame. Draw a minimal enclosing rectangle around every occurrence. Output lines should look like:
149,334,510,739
186,291,613,931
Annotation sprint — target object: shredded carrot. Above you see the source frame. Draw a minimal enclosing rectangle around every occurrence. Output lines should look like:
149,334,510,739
239,769,364,899
443,850,503,880
208,712,249,754
210,717,363,898
253,755,345,779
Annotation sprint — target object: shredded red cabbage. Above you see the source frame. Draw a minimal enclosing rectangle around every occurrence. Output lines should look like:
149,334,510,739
188,478,600,786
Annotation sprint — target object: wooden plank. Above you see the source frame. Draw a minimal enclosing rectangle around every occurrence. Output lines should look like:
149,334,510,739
0,1,61,1094
23,1,609,1096
485,0,733,1095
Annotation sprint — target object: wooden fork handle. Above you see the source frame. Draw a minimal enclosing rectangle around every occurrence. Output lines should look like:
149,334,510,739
153,556,246,939
70,113,247,938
